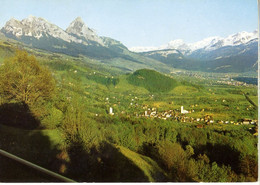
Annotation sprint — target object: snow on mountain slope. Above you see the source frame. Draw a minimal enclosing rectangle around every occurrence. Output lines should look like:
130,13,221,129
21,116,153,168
1,15,81,43
147,49,180,57
165,39,190,51
189,30,258,52
66,17,104,45
129,30,258,53
221,30,257,47
129,46,161,53
1,15,108,46
188,36,222,51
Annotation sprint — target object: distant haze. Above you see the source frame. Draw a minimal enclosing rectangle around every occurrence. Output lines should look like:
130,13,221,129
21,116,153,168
0,0,257,48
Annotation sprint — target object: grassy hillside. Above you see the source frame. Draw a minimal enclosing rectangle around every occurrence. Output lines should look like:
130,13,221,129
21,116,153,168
127,69,179,93
115,145,167,182
0,41,15,63
86,73,119,87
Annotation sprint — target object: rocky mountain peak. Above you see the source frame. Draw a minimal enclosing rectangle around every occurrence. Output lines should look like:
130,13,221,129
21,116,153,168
1,15,106,46
66,17,85,33
74,16,84,23
7,17,20,24
1,15,82,42
20,16,51,31
24,15,38,22
2,17,23,37
66,17,104,45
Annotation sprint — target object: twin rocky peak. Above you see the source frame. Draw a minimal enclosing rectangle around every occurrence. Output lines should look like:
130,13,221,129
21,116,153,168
1,15,104,46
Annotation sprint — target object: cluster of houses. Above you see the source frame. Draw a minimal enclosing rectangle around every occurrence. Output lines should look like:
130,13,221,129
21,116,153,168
140,107,216,124
105,94,258,129
108,105,258,127
143,107,258,127
215,77,256,87
216,80,250,87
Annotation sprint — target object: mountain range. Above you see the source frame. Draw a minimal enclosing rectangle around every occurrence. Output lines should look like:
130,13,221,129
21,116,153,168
130,31,258,73
130,31,257,54
0,15,258,73
1,16,174,73
1,16,118,58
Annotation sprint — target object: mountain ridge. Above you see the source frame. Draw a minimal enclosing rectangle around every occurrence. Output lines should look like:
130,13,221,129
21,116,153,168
131,30,258,73
0,16,257,73
129,30,258,53
1,15,82,43
0,15,175,73
0,16,128,59
66,16,104,46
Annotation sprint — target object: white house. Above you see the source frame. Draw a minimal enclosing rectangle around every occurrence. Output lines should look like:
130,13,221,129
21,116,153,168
109,107,114,115
181,106,189,114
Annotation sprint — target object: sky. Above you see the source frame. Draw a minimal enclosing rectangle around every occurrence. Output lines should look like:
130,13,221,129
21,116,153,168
0,0,258,48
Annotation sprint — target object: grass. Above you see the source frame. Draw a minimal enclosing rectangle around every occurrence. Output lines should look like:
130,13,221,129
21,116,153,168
115,145,167,182
171,85,199,95
0,41,15,63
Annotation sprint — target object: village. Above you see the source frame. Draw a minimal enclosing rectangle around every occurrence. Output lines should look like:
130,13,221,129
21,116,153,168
216,79,255,87
107,103,258,127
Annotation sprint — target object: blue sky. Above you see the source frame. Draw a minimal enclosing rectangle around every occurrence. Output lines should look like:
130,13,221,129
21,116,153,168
0,0,258,47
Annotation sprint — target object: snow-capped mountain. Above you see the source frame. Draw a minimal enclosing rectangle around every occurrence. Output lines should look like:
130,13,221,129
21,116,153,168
135,30,258,73
130,30,258,54
1,15,109,47
3,16,127,52
189,30,258,52
188,36,222,52
66,17,104,45
2,15,169,72
165,39,190,52
0,16,133,60
1,15,81,43
221,30,257,47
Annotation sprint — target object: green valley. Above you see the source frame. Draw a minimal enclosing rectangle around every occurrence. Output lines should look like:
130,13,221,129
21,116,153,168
0,8,258,183
0,38,257,182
